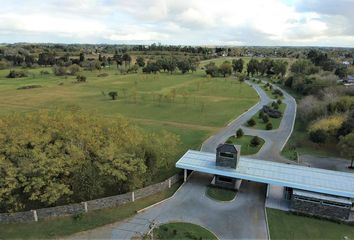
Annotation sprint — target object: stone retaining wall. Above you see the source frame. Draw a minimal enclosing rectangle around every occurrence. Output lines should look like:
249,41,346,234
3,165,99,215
0,174,180,223
291,197,351,220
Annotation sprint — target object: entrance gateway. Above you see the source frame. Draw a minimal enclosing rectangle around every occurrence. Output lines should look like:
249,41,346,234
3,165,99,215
176,144,354,221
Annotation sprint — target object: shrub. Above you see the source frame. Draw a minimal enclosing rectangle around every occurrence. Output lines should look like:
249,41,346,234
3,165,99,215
277,99,282,105
247,118,256,126
40,70,50,75
309,129,327,143
266,122,273,130
7,70,28,78
262,114,269,123
258,111,265,119
17,85,42,90
309,115,346,136
225,139,233,144
97,73,109,77
273,89,283,96
108,91,118,100
76,75,87,82
272,102,279,109
236,128,244,138
337,111,354,137
73,213,84,221
250,136,261,147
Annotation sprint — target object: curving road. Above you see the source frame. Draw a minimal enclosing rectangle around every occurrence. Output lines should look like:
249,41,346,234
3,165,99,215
67,81,297,240
202,81,297,163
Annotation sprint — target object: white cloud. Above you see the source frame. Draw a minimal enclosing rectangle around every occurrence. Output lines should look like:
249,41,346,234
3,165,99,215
0,0,353,46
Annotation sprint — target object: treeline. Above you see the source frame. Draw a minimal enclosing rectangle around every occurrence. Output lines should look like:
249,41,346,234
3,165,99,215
280,50,354,158
142,57,199,74
284,49,354,95
1,44,354,70
0,110,180,213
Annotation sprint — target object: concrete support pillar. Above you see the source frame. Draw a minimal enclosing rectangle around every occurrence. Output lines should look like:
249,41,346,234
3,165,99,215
184,169,187,182
168,179,171,188
266,184,270,198
83,202,88,213
31,210,38,222
131,191,135,202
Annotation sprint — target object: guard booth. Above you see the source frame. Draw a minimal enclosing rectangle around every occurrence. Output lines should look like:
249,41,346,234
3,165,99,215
211,144,241,190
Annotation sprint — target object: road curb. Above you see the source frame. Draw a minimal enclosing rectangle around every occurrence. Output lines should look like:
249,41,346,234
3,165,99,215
137,172,193,214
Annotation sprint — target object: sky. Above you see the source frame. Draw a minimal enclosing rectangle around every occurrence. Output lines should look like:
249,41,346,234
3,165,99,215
1,0,354,47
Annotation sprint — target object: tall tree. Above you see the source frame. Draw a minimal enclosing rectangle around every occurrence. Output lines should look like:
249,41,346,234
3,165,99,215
219,61,232,77
247,59,259,76
232,58,244,73
136,56,145,67
122,53,132,68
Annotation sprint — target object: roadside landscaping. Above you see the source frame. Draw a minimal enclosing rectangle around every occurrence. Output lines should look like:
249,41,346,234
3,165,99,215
206,185,237,201
261,82,285,100
226,133,265,155
246,101,286,130
267,208,354,240
0,182,181,239
153,222,217,240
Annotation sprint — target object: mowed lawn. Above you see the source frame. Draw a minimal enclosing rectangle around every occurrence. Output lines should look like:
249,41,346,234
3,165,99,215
267,209,354,240
0,66,258,172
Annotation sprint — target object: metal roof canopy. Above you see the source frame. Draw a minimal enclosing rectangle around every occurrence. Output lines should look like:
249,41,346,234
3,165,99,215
176,150,354,198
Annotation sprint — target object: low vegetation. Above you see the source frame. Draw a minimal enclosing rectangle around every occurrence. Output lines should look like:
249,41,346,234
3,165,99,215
0,110,180,213
0,182,181,239
153,222,217,240
16,85,42,90
267,208,354,240
247,102,286,130
226,133,264,155
206,185,237,201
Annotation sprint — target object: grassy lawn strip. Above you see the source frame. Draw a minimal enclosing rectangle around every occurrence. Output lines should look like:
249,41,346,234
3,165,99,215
0,182,181,239
154,222,217,240
206,185,237,201
247,103,286,130
226,135,264,155
261,85,284,100
267,208,354,240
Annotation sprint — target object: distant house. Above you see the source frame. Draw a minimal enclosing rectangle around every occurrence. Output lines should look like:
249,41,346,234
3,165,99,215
342,61,351,66
347,75,354,83
344,75,354,86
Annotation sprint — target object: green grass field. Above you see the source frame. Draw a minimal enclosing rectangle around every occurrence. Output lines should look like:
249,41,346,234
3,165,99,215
0,65,258,175
0,183,181,239
226,135,265,155
267,208,354,240
153,222,217,240
246,103,286,130
206,185,237,201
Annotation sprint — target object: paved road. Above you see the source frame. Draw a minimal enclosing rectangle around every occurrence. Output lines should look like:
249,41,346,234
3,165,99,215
300,154,354,172
202,81,297,163
68,173,268,240
67,81,297,240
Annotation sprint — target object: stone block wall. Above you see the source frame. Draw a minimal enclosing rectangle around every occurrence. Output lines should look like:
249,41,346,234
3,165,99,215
0,174,181,223
0,210,34,223
36,203,84,220
291,197,351,220
86,192,131,211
